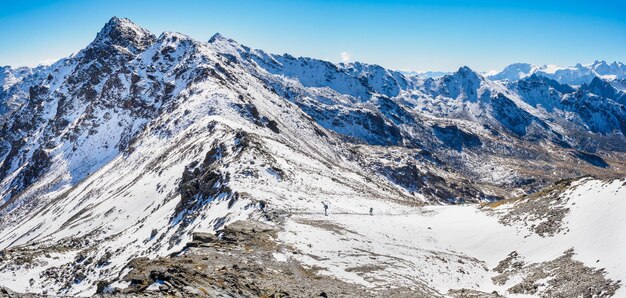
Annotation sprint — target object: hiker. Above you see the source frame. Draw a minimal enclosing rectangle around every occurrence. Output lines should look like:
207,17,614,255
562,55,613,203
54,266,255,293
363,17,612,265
259,200,267,212
322,202,329,216
369,207,373,216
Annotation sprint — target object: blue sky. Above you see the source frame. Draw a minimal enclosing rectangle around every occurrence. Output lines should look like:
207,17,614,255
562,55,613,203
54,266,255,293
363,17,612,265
1,0,625,72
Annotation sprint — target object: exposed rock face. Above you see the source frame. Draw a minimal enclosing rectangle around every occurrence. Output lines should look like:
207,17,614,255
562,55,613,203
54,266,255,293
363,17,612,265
433,125,482,151
448,288,504,298
0,18,164,219
191,232,214,244
485,179,575,237
91,17,156,53
492,249,620,297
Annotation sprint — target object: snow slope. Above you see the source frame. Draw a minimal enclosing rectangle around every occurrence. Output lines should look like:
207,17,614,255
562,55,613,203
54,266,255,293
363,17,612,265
279,177,626,296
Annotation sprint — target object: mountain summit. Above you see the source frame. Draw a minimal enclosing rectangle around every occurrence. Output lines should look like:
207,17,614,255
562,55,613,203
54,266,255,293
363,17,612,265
90,17,156,52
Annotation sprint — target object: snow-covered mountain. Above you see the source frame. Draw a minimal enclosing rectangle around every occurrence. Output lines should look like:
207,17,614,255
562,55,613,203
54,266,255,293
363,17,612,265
489,61,626,85
401,70,453,79
0,17,624,297
0,66,32,123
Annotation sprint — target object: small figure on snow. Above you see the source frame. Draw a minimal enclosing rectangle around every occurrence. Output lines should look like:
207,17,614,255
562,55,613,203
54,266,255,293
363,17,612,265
322,202,329,216
259,200,267,212
369,207,373,216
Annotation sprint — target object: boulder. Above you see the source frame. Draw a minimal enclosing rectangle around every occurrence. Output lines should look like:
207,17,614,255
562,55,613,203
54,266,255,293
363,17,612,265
192,232,215,243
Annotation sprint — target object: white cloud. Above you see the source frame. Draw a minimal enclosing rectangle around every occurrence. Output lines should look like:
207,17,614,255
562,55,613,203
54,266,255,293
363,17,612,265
35,58,58,67
484,69,499,76
340,51,351,63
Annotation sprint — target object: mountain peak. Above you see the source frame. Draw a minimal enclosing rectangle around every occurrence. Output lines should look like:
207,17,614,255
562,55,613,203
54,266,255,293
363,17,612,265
209,32,226,43
503,62,533,71
487,63,533,81
105,16,132,27
583,76,618,98
455,66,483,81
522,73,576,93
208,32,239,46
91,17,156,52
458,65,472,72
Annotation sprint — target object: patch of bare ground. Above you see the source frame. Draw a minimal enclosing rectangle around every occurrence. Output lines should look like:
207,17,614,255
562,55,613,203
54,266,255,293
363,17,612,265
483,178,578,236
447,288,504,297
92,220,438,297
492,249,620,297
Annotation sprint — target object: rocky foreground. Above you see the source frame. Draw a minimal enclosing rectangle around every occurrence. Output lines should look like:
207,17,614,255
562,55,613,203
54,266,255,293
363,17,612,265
1,213,619,297
2,176,623,298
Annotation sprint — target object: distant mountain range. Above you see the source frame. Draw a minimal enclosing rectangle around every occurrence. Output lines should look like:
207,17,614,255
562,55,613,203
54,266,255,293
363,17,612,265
403,61,626,87
487,61,626,85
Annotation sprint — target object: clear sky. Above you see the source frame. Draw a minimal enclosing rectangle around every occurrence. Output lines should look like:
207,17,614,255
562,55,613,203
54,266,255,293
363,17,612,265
1,0,625,72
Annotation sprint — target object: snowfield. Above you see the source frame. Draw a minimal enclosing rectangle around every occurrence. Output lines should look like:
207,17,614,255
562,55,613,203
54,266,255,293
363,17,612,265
279,178,626,296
